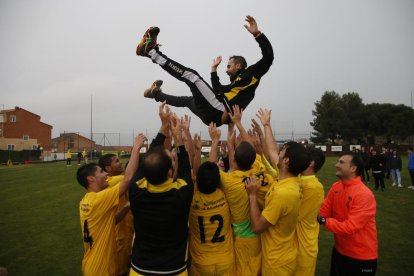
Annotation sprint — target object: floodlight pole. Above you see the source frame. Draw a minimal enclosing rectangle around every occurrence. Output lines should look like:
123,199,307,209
90,94,93,160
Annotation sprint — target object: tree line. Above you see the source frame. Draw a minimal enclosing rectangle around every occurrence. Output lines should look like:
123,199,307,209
310,91,414,145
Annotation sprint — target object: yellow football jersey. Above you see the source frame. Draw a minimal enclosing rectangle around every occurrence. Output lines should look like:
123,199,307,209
107,175,134,275
261,177,301,270
189,187,235,268
220,154,275,225
295,175,324,274
79,185,119,276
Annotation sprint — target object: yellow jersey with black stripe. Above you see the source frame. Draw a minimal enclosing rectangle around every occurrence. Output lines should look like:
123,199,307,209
211,33,274,112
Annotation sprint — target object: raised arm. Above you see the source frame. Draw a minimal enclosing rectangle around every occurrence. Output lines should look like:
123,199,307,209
208,123,221,163
251,118,269,160
150,102,171,149
244,15,260,36
227,123,236,172
244,15,274,78
192,133,202,177
257,108,278,168
120,133,147,196
211,56,222,73
181,115,195,168
171,113,192,185
230,105,252,145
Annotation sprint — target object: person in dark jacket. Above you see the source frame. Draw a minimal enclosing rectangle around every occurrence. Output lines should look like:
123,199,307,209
136,15,274,126
361,146,371,182
129,103,194,275
370,148,386,191
390,150,402,187
382,146,392,180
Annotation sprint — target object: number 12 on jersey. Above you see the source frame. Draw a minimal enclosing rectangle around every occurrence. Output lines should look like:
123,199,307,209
197,214,225,244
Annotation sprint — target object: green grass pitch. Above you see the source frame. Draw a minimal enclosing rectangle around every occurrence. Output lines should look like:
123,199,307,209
0,156,413,275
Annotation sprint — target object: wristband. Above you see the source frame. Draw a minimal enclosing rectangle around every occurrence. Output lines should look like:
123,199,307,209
253,31,262,38
317,216,326,225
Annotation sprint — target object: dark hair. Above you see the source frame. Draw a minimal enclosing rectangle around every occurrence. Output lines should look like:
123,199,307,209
98,154,116,172
309,148,325,173
284,142,311,176
234,141,256,171
409,147,413,151
197,161,220,194
142,147,172,185
342,152,364,176
76,163,99,189
229,55,247,69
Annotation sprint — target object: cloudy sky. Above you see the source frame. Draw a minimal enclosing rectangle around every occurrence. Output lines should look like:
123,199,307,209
1,0,413,145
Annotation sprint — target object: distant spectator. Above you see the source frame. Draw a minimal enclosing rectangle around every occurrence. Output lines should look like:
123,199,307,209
360,146,371,183
370,148,385,191
382,146,391,180
66,150,72,166
390,150,402,187
82,148,88,164
407,147,414,189
77,152,82,166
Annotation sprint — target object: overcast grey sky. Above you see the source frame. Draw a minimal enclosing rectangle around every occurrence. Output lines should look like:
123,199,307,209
1,0,413,145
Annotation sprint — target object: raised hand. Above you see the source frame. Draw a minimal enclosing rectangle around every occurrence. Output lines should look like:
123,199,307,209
134,133,147,149
193,133,201,152
229,105,242,125
181,114,191,131
159,101,171,126
244,15,259,35
256,108,271,127
211,56,222,71
170,113,183,142
245,174,260,195
208,122,221,142
251,118,264,138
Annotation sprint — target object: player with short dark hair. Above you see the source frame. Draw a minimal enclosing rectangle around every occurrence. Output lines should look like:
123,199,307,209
246,141,311,275
319,152,378,275
189,161,236,275
77,134,146,276
98,153,134,275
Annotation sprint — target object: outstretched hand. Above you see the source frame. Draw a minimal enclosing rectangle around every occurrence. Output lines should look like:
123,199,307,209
208,122,221,142
170,113,182,140
211,56,222,71
181,114,191,131
193,133,201,151
134,133,147,149
159,102,171,126
229,105,243,125
244,15,259,35
256,108,271,126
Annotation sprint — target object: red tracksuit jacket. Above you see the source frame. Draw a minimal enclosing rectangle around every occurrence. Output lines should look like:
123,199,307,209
320,176,378,260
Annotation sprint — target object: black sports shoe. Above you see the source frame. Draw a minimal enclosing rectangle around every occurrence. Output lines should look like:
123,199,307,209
144,80,163,98
136,27,160,56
